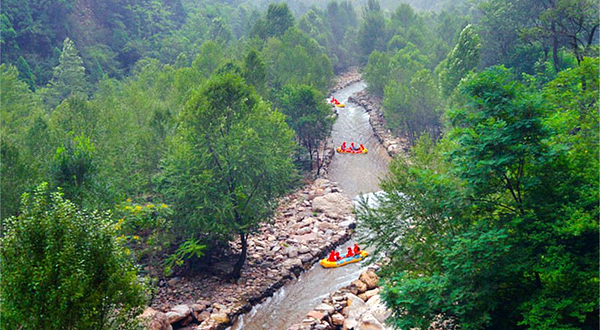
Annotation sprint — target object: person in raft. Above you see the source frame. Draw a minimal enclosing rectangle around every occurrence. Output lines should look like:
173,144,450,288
335,251,342,261
341,141,347,150
327,250,337,262
346,247,354,258
353,244,360,255
351,142,360,151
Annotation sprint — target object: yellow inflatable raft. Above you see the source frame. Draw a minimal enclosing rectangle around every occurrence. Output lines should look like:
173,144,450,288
336,146,368,154
335,103,346,108
320,251,369,268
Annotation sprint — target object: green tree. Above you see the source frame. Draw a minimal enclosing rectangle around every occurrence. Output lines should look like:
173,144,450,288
50,132,97,205
278,84,334,174
357,0,386,63
47,37,87,106
438,24,481,97
0,183,147,329
160,73,296,279
243,49,267,94
358,64,599,329
251,3,295,40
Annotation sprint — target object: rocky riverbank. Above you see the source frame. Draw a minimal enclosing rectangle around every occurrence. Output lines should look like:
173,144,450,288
286,267,392,330
141,179,358,330
330,68,362,93
348,90,409,157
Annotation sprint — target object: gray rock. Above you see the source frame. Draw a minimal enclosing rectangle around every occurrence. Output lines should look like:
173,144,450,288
298,245,311,254
297,226,312,235
312,193,353,219
343,293,367,330
314,303,335,315
358,312,385,330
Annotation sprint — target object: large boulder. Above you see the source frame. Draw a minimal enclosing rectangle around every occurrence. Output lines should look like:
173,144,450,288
312,193,353,219
351,280,368,295
359,270,379,290
365,295,391,325
139,307,173,330
343,293,367,330
358,312,385,330
314,303,335,315
166,304,191,324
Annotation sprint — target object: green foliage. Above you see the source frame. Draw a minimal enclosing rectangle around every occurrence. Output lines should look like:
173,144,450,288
0,183,148,330
45,37,87,107
438,24,481,97
116,200,173,279
243,49,267,94
251,3,295,40
277,84,334,173
383,69,441,141
160,73,296,278
50,132,96,204
164,239,207,276
358,63,599,329
263,28,333,92
357,0,386,64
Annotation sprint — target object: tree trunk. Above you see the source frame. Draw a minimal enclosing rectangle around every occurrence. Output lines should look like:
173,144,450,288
231,232,247,280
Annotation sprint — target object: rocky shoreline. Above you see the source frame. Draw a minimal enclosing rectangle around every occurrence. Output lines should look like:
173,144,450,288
348,90,409,157
139,71,386,330
141,179,358,330
330,68,362,93
286,267,391,330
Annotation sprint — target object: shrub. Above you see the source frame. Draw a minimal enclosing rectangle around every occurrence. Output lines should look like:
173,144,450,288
0,183,148,329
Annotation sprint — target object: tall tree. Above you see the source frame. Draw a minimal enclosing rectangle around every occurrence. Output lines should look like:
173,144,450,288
357,0,386,63
438,24,481,97
278,84,334,174
47,37,87,106
161,73,296,279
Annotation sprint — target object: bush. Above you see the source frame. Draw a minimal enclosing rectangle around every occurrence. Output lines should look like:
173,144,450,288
0,183,148,330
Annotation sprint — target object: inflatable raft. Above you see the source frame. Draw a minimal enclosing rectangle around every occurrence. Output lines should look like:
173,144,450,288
335,103,346,108
337,146,368,154
320,251,369,268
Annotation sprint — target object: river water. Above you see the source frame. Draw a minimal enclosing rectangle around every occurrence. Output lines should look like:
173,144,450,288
229,81,391,330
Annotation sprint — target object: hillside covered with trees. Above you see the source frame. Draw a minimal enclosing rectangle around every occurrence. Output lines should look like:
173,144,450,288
1,0,598,329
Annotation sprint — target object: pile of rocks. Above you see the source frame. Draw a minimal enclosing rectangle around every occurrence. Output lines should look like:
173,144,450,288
348,90,409,157
287,268,391,330
144,178,358,330
330,67,362,93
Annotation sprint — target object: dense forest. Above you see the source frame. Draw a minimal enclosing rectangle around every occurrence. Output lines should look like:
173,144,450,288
1,0,598,329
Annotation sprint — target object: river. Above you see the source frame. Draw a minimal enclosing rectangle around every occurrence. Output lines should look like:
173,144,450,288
229,81,391,330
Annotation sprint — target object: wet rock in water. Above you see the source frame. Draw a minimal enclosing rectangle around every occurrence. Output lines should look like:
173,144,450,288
312,193,353,219
359,270,379,290
139,307,173,330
